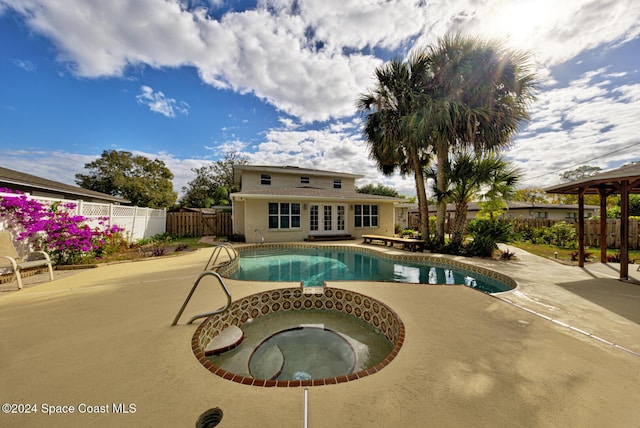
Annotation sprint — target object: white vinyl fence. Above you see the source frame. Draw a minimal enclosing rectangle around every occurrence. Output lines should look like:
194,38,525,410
0,193,166,242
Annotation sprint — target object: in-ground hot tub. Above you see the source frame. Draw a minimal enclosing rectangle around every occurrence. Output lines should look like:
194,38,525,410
193,287,404,387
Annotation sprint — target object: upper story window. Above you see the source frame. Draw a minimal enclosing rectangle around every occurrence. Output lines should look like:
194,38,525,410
261,174,271,185
301,176,310,185
534,211,548,219
333,179,342,189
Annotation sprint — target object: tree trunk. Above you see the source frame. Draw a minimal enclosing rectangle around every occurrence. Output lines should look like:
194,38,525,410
435,141,448,246
412,154,430,242
451,201,468,248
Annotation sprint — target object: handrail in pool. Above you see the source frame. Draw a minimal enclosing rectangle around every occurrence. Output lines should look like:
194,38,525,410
204,242,238,270
171,270,233,326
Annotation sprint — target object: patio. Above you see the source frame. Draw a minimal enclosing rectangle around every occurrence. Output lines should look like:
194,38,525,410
1,243,639,427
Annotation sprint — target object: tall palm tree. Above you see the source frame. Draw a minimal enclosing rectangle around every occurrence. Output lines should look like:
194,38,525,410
357,52,433,240
430,148,521,249
410,33,537,245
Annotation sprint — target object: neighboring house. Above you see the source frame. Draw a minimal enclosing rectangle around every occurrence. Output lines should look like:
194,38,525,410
401,201,599,229
231,165,403,243
0,166,129,204
498,201,599,221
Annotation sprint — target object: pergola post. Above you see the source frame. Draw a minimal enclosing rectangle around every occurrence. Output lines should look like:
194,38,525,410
578,188,585,268
598,186,607,263
620,180,629,279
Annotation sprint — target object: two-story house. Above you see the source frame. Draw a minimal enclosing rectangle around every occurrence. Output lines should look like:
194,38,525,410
231,165,403,243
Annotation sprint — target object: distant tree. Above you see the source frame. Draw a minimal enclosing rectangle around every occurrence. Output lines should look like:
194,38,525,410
559,166,601,182
609,194,640,218
75,150,176,208
179,151,248,207
512,188,549,204
356,183,401,197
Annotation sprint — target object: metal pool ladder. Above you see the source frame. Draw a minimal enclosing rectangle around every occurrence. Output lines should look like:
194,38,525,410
171,244,238,326
204,242,238,270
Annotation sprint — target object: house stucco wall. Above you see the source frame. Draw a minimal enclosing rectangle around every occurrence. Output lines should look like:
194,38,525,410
239,169,357,192
236,198,396,243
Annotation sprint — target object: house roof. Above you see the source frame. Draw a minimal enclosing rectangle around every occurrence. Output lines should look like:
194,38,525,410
0,166,129,204
233,165,364,185
232,187,403,202
545,162,640,195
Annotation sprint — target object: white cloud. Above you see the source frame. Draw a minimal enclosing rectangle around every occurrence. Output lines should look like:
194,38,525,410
4,0,640,125
136,85,189,118
11,59,36,71
0,149,96,189
510,68,640,188
2,0,640,198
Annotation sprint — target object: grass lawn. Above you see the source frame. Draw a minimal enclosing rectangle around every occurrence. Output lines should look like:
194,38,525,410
91,235,215,264
510,241,640,263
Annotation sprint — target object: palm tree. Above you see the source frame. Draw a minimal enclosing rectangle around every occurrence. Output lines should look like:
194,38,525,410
430,148,521,249
357,52,433,241
409,33,537,245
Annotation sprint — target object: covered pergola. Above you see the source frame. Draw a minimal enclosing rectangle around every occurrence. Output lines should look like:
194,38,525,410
545,162,640,280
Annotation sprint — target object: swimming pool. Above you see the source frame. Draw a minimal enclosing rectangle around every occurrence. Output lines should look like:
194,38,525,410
227,246,513,294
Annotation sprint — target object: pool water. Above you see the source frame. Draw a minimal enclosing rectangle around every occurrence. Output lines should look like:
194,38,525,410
230,247,511,293
249,326,356,380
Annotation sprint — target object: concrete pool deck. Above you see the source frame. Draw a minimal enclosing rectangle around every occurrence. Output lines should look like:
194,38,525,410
0,242,639,427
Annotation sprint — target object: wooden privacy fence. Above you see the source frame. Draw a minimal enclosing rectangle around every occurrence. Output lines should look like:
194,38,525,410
166,211,232,237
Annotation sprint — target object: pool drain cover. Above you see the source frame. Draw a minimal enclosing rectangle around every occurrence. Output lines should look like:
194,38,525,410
196,407,223,428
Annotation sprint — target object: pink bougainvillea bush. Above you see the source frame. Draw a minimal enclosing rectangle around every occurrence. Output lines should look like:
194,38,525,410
0,189,126,265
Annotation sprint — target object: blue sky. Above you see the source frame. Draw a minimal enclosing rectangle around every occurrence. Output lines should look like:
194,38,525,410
1,0,639,199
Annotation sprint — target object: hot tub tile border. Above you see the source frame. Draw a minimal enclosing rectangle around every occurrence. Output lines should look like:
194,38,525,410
192,286,405,387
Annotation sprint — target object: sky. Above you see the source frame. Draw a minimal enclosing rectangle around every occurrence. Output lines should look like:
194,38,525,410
1,0,640,201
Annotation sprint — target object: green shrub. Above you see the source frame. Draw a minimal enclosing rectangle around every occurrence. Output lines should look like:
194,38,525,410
401,228,416,237
541,222,576,248
228,233,246,243
465,219,513,258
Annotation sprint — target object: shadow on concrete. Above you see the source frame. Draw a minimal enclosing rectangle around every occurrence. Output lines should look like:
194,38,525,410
555,276,640,325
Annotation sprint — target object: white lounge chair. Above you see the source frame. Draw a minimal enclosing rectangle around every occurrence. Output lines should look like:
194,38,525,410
0,230,54,289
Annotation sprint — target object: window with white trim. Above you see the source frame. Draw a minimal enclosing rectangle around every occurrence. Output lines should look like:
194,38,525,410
261,174,271,185
268,202,301,229
333,179,342,189
301,176,310,184
354,204,378,228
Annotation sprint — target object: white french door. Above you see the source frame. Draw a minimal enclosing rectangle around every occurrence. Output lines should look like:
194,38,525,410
309,204,346,235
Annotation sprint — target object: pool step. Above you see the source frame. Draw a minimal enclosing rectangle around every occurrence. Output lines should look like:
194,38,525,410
204,325,244,356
